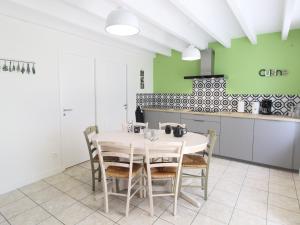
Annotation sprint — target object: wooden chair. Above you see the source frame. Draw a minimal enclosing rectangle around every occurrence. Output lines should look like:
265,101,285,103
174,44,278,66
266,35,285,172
158,122,186,130
94,141,144,217
181,130,217,200
144,141,185,216
83,126,100,191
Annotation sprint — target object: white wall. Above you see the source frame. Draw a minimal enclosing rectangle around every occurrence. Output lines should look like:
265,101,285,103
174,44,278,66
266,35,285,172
0,14,153,194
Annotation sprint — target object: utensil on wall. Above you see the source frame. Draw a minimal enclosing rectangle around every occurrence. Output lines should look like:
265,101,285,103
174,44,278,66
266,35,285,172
21,63,25,74
17,62,20,72
0,58,36,75
26,63,30,74
2,61,8,71
32,63,35,74
8,61,12,72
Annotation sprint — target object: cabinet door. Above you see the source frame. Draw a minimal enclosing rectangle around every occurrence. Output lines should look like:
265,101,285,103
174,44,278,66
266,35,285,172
144,111,180,129
181,118,220,135
220,117,254,161
293,123,300,170
253,120,296,169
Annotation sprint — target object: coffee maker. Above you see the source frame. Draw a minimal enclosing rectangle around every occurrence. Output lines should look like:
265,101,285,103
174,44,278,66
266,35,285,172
260,99,272,115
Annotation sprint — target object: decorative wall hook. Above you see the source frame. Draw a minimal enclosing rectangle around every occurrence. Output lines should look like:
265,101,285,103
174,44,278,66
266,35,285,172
0,58,36,75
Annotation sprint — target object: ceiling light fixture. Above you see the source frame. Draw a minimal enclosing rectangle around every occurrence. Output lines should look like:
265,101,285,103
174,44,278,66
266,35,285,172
182,45,201,61
105,8,140,36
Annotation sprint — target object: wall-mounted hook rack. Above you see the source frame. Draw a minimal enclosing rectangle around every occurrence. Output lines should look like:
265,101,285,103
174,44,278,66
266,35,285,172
0,58,36,75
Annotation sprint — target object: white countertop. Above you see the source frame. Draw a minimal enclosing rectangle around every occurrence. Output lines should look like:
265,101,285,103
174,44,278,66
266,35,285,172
143,107,300,123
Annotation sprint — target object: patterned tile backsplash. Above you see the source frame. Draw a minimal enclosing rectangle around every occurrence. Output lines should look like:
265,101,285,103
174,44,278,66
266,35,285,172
136,78,300,115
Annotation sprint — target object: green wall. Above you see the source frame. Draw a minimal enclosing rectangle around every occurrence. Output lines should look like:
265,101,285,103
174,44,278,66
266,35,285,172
153,50,199,93
153,29,300,94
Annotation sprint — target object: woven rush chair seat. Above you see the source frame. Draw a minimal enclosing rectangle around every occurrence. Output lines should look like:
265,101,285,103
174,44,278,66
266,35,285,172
150,167,177,178
182,155,207,168
106,164,142,178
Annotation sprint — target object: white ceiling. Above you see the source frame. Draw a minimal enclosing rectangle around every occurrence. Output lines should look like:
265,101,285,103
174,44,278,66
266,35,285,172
3,0,300,55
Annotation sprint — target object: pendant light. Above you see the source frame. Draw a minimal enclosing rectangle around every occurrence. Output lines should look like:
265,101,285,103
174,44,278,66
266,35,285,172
182,45,201,61
105,8,140,36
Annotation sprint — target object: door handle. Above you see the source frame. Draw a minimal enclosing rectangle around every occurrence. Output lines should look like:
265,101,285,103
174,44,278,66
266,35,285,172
63,108,73,112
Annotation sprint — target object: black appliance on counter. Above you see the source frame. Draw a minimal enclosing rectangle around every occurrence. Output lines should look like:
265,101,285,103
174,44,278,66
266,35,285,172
260,99,272,115
135,106,144,122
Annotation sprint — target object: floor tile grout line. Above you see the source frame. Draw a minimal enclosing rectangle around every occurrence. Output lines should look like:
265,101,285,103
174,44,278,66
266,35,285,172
43,175,119,225
3,160,299,225
18,172,118,225
292,174,300,210
17,188,67,225
265,166,270,225
227,164,250,225
189,160,232,225
0,211,11,225
0,194,38,222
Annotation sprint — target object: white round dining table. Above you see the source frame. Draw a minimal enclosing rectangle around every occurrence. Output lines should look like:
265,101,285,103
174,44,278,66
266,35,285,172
92,130,208,208
92,130,208,155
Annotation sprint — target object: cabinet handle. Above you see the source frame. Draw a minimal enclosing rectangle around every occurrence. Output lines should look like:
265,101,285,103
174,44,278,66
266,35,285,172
193,119,205,122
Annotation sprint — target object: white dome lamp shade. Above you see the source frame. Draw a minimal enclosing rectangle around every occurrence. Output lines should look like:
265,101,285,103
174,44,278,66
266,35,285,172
105,9,140,36
182,45,201,61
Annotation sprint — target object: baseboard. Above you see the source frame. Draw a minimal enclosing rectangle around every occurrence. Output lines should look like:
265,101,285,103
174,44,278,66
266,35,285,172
0,166,64,195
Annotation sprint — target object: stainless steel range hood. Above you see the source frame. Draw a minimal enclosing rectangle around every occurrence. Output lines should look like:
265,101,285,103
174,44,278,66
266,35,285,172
184,48,224,79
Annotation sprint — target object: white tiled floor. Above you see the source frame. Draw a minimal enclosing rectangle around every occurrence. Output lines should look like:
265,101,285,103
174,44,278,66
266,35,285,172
0,157,300,225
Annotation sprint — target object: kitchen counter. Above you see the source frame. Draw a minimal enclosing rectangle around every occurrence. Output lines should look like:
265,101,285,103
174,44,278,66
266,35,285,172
143,107,300,123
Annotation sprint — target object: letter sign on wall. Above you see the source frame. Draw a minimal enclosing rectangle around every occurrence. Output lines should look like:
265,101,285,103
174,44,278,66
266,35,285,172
259,69,288,77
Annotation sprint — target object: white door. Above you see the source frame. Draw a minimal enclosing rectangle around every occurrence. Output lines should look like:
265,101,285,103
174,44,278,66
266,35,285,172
96,60,127,131
60,53,95,168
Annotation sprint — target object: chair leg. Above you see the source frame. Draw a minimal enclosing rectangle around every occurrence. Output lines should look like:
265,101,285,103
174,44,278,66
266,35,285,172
125,178,132,217
147,174,154,217
173,178,180,216
115,179,120,193
201,169,205,190
178,170,183,193
139,171,143,198
204,171,208,200
92,171,96,192
98,165,101,182
170,178,175,193
143,174,147,198
102,177,109,213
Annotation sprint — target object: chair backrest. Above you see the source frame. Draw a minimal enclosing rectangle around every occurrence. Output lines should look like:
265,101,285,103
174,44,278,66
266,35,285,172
205,130,217,168
94,141,135,177
84,126,99,161
145,141,185,175
158,122,186,130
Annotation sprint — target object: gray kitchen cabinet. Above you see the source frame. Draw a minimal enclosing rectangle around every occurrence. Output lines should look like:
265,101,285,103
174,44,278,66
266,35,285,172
144,110,181,129
180,114,221,155
181,113,220,122
253,120,296,169
181,118,220,135
220,117,254,161
293,123,300,170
